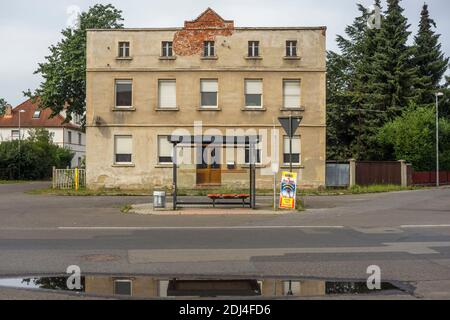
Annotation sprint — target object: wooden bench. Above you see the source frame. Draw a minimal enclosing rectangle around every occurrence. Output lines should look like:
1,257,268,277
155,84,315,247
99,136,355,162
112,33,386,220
207,194,251,208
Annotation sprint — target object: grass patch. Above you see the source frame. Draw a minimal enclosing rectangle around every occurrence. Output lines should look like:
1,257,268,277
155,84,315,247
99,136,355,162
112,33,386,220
120,204,133,213
26,184,424,197
26,188,152,196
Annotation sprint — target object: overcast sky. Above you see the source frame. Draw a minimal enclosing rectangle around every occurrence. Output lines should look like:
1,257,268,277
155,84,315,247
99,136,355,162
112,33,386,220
1,0,449,106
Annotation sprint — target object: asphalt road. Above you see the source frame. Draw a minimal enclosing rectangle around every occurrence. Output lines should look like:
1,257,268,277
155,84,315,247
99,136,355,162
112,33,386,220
1,182,450,299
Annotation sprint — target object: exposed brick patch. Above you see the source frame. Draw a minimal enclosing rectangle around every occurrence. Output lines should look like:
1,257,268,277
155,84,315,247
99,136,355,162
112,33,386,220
173,8,234,56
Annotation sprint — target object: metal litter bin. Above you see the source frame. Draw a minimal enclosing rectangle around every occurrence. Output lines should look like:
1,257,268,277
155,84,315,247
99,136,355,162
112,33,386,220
153,191,166,209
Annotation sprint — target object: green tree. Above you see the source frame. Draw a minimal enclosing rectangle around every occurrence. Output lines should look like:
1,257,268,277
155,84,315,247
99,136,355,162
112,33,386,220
0,98,8,116
327,3,373,160
0,129,73,180
365,0,420,117
26,4,124,125
412,3,449,106
378,106,450,171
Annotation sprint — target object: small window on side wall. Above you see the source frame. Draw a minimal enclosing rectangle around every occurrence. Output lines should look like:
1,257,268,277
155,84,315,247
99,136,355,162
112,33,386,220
286,41,298,57
115,80,133,108
203,41,215,57
115,135,133,164
248,41,260,57
162,41,173,57
118,42,130,58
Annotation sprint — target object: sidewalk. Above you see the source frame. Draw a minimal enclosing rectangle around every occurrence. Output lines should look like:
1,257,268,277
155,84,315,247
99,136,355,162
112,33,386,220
128,203,298,215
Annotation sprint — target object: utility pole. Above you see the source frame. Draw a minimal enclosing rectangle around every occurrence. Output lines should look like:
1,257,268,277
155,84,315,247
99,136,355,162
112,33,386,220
18,109,26,180
435,92,444,187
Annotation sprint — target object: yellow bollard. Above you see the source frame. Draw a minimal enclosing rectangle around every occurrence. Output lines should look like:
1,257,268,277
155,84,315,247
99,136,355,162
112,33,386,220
75,168,79,192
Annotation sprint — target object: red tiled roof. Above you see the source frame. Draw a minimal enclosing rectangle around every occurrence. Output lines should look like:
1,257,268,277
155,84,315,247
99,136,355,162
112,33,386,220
0,99,81,130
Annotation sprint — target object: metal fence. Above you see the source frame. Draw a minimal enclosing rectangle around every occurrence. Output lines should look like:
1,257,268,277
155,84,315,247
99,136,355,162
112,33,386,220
355,161,402,186
412,171,450,186
52,168,86,190
326,162,350,187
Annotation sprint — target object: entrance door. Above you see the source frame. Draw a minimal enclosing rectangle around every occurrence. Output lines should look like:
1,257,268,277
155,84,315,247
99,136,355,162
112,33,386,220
196,145,222,186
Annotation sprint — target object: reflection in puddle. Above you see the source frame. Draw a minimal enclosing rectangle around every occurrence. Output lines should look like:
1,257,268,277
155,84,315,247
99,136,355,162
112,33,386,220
0,276,403,298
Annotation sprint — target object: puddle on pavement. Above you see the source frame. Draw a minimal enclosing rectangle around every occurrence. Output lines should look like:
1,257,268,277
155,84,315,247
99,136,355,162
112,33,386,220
0,276,406,298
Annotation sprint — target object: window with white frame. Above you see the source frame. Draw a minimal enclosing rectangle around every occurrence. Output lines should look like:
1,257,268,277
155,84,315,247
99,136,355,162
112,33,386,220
118,42,130,58
158,136,173,164
203,41,215,57
11,130,20,140
33,110,41,119
114,135,133,164
283,80,301,109
200,79,218,108
68,131,72,144
115,80,133,108
158,80,177,109
283,136,301,165
245,79,263,108
114,280,132,296
162,41,173,57
286,41,298,57
78,133,82,145
248,41,260,57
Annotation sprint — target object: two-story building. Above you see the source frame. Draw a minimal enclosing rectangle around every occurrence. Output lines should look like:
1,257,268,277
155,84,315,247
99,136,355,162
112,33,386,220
86,8,326,190
0,99,86,168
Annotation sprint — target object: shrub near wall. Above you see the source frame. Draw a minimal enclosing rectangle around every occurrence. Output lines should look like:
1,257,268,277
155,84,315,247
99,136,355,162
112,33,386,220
0,129,74,180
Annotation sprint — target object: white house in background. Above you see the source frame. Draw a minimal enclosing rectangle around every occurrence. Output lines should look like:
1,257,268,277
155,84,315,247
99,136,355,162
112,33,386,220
0,99,85,168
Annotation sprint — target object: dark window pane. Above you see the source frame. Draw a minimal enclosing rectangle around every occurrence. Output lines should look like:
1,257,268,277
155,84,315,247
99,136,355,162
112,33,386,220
116,154,132,163
245,94,262,107
159,156,173,163
114,281,132,296
201,92,217,106
245,149,261,164
116,83,132,107
283,154,300,164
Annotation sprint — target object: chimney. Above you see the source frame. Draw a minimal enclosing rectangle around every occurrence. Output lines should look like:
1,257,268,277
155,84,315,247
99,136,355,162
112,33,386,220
4,104,13,118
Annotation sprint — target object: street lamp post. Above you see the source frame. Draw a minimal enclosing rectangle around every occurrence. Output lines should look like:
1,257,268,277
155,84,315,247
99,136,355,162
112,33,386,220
435,92,444,187
18,109,26,179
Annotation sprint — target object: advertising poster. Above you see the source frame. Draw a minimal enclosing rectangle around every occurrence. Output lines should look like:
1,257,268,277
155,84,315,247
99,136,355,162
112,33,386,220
279,172,298,210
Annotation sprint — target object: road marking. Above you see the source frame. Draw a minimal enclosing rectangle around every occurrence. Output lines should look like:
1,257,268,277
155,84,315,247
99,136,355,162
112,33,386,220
401,225,450,229
128,242,450,263
58,225,345,231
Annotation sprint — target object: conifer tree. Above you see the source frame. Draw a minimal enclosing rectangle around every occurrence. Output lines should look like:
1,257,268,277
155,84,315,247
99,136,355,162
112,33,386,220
413,3,449,106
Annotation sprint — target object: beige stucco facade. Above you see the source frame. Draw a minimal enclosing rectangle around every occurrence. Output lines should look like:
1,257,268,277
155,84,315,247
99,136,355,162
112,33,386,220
86,9,326,191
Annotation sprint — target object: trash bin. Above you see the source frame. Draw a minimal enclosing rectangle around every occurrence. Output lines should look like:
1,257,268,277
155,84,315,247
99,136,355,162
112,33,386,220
153,191,166,209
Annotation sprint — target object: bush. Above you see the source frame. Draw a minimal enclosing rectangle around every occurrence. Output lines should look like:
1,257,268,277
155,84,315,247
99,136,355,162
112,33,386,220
0,129,74,180
378,106,450,171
